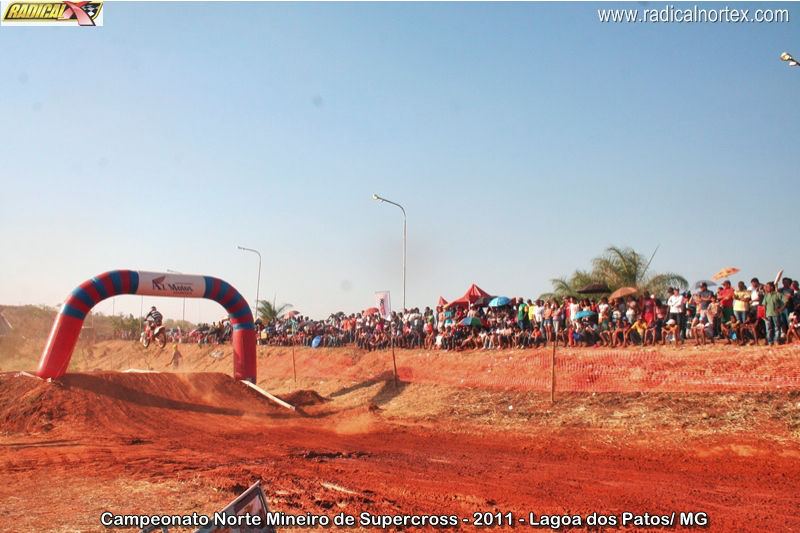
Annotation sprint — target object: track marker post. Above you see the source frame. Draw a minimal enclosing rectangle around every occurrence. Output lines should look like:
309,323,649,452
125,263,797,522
240,379,296,411
391,335,399,389
551,336,557,403
291,337,297,383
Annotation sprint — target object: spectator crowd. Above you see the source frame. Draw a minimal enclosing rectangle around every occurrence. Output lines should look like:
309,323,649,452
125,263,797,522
252,275,800,351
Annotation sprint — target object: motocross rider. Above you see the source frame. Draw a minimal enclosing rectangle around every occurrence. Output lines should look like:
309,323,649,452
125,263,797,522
145,306,163,329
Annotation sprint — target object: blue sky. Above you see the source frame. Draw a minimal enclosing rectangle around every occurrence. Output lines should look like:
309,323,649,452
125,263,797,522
1,2,798,322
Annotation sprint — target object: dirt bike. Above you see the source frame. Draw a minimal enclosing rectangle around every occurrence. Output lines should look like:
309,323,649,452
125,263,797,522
141,321,167,348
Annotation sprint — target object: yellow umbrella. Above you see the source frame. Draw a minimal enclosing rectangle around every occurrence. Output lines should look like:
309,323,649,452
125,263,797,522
712,267,740,281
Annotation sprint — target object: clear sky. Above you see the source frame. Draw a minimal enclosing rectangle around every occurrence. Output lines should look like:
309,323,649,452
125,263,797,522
1,1,798,323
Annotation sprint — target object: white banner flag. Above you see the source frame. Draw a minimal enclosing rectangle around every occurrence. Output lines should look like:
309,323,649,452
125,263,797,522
375,291,391,320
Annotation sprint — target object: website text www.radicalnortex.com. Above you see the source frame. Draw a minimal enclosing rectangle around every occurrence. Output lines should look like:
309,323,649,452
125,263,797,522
598,5,790,24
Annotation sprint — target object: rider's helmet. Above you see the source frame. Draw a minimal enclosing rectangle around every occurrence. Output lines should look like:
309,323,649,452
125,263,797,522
173,344,178,350
151,306,157,310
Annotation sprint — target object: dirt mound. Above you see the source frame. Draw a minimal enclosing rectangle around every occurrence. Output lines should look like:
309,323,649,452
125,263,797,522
281,389,329,406
0,371,289,435
0,372,63,433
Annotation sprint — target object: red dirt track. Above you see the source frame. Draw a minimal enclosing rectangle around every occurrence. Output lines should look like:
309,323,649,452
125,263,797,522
1,343,800,532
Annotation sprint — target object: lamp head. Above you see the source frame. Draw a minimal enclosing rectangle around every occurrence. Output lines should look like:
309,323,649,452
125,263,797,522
781,51,793,62
372,194,380,201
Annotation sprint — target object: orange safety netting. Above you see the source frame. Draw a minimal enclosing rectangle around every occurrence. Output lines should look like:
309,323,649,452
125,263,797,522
262,345,800,393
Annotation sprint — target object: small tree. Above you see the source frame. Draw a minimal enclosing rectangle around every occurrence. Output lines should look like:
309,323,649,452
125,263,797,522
540,270,594,300
110,314,141,340
591,246,687,298
257,300,293,322
543,246,688,301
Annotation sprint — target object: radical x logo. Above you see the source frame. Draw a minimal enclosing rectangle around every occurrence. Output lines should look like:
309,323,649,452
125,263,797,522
2,1,102,26
151,276,166,291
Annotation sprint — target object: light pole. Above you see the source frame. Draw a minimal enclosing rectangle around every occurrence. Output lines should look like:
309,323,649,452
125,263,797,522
237,246,261,320
781,51,799,66
372,194,406,312
166,269,185,323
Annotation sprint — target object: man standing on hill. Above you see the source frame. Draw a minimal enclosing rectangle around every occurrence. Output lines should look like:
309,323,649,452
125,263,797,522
697,283,713,321
718,280,735,325
762,282,786,346
517,298,528,331
750,278,764,319
667,288,685,342
779,278,795,335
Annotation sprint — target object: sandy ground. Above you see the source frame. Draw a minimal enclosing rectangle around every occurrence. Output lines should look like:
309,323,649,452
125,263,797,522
1,339,800,532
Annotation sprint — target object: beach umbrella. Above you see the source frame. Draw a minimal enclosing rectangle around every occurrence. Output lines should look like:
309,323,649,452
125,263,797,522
712,267,739,281
473,295,493,307
574,310,597,319
693,280,717,289
609,286,638,300
488,296,511,307
577,282,610,294
363,307,379,315
459,317,483,327
283,310,300,317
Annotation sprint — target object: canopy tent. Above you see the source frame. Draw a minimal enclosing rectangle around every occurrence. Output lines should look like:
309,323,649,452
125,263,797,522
437,296,448,307
445,284,493,308
577,282,610,294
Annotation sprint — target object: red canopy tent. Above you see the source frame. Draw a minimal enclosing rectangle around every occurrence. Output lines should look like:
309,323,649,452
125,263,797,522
445,284,493,308
437,296,448,307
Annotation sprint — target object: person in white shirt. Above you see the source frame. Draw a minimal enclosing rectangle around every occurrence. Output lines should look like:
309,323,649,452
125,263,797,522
750,278,763,320
568,297,580,326
597,299,609,320
667,287,686,341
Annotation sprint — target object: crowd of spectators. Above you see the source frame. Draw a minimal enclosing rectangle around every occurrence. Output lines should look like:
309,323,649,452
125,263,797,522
253,275,800,351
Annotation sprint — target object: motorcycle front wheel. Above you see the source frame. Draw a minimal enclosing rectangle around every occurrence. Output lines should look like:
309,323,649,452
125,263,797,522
155,330,167,348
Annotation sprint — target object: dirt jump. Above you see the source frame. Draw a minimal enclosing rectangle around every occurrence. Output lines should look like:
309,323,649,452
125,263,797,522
1,335,799,532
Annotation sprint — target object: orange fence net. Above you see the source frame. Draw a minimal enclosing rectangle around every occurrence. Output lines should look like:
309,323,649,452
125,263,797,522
260,345,800,393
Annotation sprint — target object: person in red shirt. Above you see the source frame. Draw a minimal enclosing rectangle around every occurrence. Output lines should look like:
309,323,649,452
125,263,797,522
718,280,735,325
642,292,657,324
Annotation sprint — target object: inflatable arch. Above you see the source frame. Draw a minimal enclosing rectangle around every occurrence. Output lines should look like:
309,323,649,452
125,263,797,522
37,270,257,381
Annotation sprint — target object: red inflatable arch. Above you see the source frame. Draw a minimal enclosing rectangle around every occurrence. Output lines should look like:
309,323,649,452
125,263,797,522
37,270,257,381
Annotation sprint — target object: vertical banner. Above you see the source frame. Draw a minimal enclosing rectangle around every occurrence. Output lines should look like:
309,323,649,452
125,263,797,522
375,291,391,320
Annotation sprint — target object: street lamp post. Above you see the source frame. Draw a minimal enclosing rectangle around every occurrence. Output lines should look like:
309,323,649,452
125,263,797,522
781,51,799,66
166,269,185,323
372,194,406,312
237,246,262,320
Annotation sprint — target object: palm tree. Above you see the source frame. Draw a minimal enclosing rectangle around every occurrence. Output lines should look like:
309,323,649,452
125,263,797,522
591,246,687,297
257,300,293,322
543,246,688,300
539,270,595,300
